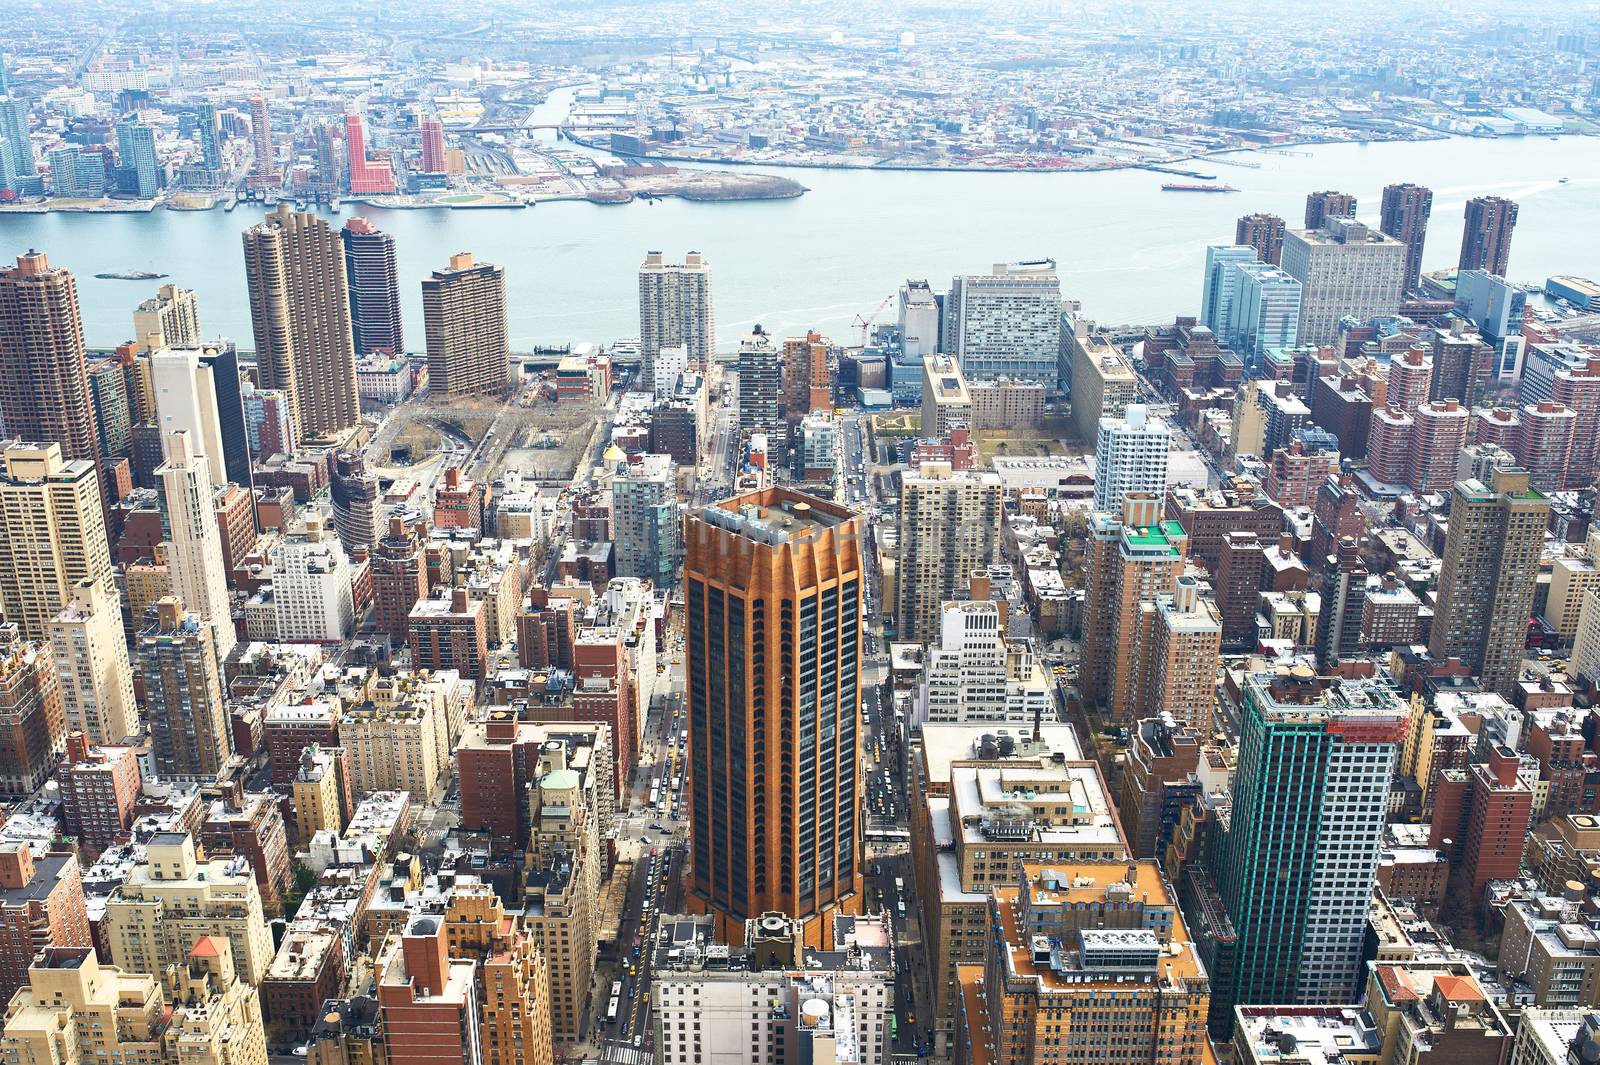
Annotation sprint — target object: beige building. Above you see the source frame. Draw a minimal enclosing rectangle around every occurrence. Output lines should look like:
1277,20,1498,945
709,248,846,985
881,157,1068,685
522,739,605,1044
423,252,509,397
922,355,974,438
1144,576,1223,736
969,379,1045,430
337,671,463,804
1069,328,1138,442
954,862,1211,1065
291,744,348,842
1,941,268,1065
103,833,274,993
0,442,116,639
896,462,1003,643
909,725,1126,1055
242,204,360,442
46,577,137,745
1545,541,1600,644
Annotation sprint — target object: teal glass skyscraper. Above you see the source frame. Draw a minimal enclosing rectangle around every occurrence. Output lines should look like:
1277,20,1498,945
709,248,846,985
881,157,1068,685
1210,670,1406,1030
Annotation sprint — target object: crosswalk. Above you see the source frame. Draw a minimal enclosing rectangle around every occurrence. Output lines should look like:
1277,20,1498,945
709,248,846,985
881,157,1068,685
597,1041,653,1065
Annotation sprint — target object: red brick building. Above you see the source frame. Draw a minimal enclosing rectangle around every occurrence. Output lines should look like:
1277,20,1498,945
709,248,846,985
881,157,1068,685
0,843,91,1006
57,732,141,852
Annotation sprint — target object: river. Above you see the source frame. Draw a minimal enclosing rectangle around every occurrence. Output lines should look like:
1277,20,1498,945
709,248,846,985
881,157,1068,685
1,120,1596,350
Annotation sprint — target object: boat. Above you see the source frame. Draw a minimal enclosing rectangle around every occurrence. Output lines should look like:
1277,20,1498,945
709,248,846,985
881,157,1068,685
1161,183,1238,193
93,270,169,281
1560,177,1570,184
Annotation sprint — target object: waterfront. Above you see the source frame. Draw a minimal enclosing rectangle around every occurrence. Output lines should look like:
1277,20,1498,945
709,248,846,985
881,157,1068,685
1,134,1596,351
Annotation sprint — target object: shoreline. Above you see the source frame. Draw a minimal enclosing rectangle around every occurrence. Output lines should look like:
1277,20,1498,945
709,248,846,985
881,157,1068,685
560,127,1600,175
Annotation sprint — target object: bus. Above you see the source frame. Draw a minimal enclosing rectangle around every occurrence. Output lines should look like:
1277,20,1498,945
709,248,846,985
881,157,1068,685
611,980,623,1000
607,995,620,1022
648,785,659,808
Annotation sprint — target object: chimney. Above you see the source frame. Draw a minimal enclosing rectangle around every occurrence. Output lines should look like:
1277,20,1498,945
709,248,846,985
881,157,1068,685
451,588,470,614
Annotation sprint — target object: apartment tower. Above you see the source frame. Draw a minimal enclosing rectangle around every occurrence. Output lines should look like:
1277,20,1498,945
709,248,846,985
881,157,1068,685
1379,182,1433,292
1235,212,1286,266
1459,196,1519,277
241,204,360,441
0,442,115,639
1428,467,1549,696
639,251,715,388
684,488,864,945
422,252,508,397
341,218,403,357
0,251,96,461
139,597,231,780
157,429,236,662
895,462,1004,643
1304,190,1357,230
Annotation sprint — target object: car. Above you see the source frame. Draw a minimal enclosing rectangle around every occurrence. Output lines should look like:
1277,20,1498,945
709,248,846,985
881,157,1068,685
634,1035,643,1048
650,823,667,832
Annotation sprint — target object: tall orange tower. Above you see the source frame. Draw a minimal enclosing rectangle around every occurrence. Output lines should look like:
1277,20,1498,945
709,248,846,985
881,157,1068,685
684,487,863,946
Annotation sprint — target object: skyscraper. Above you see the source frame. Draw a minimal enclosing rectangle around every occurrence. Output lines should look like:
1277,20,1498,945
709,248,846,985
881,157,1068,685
46,578,137,746
1199,245,1257,337
736,327,782,437
0,96,34,182
0,625,68,797
0,252,96,461
898,279,941,358
329,451,379,558
1081,494,1188,721
1428,467,1548,696
242,205,360,441
157,429,235,662
1231,262,1301,359
422,252,508,397
1304,190,1357,230
1093,404,1170,513
639,251,715,388
1280,218,1406,346
0,443,114,639
341,218,403,357
1235,212,1286,266
684,488,863,944
1459,196,1519,277
115,116,157,199
420,117,446,174
195,103,221,172
150,348,229,487
133,284,202,349
1379,182,1433,292
1210,671,1405,1027
371,516,426,643
342,113,396,195
895,462,1003,643
138,597,231,779
943,260,1061,387
248,96,273,182
85,360,131,457
613,454,679,588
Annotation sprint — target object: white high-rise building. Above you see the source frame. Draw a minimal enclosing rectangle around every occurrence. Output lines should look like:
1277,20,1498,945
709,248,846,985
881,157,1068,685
150,348,229,487
943,260,1061,388
272,514,354,641
1199,245,1257,338
1093,404,1170,513
133,284,202,349
800,413,839,474
898,279,941,358
1281,218,1406,346
158,429,235,662
47,577,138,744
896,462,1004,643
915,600,1051,727
639,251,714,389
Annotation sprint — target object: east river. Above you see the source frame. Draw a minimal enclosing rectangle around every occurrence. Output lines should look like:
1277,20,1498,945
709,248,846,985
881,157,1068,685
1,132,1597,350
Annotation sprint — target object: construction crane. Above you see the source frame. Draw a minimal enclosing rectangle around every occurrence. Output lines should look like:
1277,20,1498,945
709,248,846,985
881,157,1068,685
853,295,894,347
